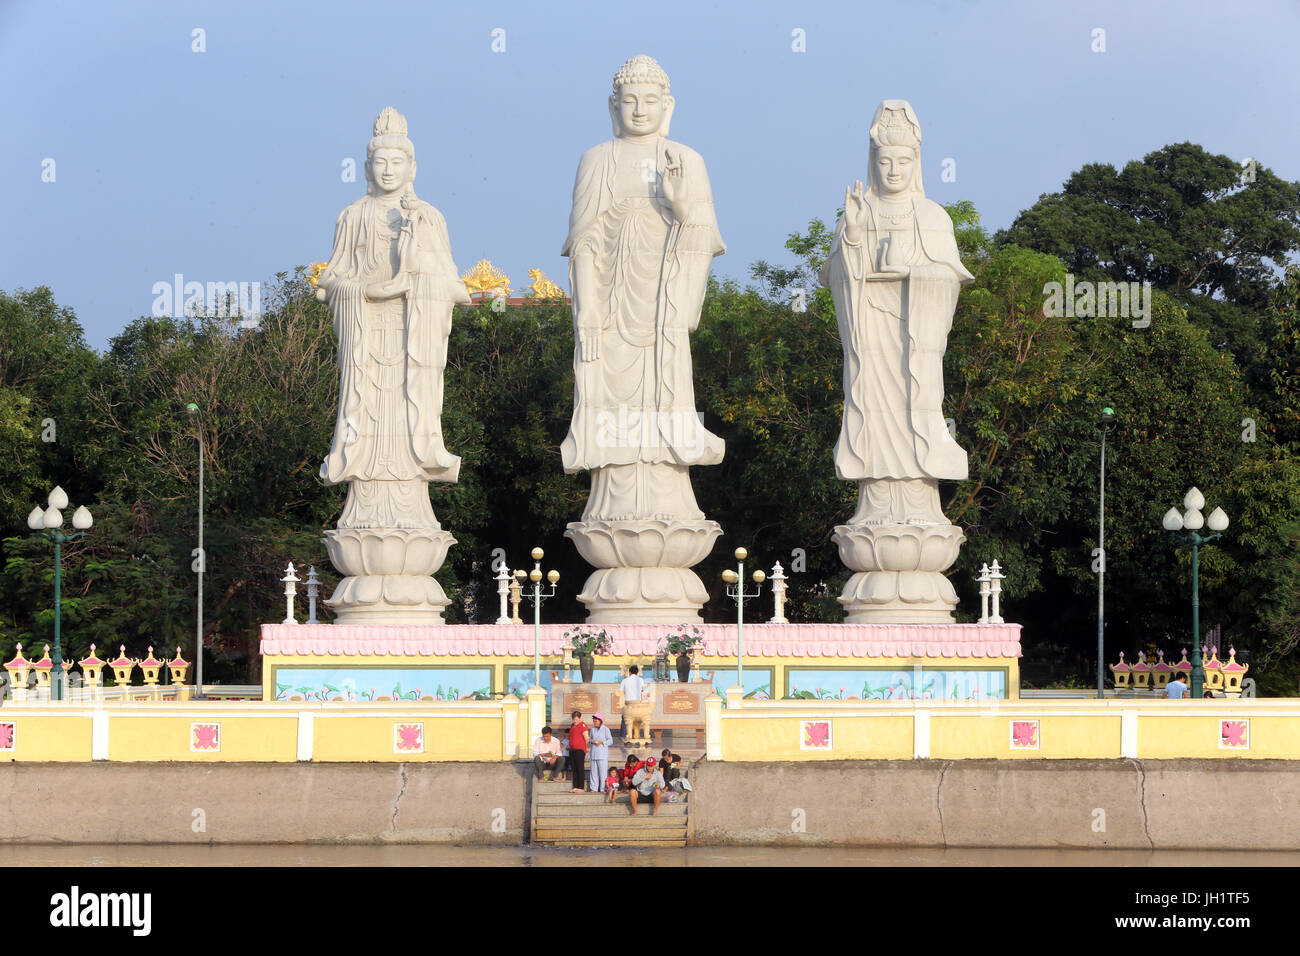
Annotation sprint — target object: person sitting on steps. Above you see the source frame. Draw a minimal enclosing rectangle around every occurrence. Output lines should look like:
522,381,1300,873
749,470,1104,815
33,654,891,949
629,757,666,816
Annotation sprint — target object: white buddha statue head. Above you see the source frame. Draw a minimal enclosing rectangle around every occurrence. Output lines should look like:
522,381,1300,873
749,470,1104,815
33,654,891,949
366,107,417,198
867,100,925,199
608,55,675,139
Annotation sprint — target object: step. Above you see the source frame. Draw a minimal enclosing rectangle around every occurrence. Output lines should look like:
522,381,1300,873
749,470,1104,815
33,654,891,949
534,829,688,842
533,838,687,847
536,792,688,805
535,830,687,842
535,814,686,827
537,804,687,819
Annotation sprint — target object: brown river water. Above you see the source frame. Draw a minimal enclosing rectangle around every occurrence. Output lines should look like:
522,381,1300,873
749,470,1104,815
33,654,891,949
5,845,1298,866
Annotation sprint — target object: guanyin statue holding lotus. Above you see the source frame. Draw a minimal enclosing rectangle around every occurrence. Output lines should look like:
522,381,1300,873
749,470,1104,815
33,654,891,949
820,100,972,622
314,107,469,623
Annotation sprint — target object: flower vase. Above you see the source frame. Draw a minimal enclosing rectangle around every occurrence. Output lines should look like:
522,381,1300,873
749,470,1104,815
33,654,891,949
675,653,691,683
579,656,594,683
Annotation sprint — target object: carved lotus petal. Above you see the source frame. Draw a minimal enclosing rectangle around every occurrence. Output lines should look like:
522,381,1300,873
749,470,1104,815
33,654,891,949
360,533,405,576
834,524,964,573
325,528,454,577
567,520,721,569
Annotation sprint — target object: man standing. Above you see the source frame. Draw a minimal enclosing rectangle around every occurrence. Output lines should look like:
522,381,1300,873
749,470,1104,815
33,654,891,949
618,666,646,737
568,710,590,793
532,726,565,781
1166,673,1189,699
630,757,666,816
587,714,613,792
619,666,645,701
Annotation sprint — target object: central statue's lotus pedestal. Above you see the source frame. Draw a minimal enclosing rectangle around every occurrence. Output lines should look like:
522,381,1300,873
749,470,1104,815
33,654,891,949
324,525,456,624
566,518,722,624
832,522,965,624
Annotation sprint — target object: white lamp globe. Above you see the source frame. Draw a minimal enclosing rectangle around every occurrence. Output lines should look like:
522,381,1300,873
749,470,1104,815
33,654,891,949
1207,507,1229,532
1183,487,1205,511
1162,508,1184,531
48,485,69,510
1183,509,1204,531
27,506,45,530
72,506,93,530
42,506,63,529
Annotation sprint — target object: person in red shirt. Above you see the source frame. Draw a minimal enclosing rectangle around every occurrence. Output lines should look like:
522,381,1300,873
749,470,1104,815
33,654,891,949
618,755,643,791
567,710,590,793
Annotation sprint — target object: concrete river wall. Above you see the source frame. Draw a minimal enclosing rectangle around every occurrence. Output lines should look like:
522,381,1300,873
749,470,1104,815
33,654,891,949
1,759,1296,849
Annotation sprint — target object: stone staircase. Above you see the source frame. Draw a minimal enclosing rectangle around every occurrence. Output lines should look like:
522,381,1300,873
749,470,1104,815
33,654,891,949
530,778,690,847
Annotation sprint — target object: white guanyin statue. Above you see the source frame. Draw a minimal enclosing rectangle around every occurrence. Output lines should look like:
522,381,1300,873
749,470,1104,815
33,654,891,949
820,100,971,622
562,55,724,622
314,107,468,623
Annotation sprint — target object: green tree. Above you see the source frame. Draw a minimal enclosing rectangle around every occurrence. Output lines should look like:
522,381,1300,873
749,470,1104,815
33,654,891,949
996,143,1300,380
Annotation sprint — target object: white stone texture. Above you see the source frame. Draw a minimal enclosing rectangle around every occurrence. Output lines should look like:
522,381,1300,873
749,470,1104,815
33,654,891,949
561,56,725,622
315,108,466,623
820,100,973,623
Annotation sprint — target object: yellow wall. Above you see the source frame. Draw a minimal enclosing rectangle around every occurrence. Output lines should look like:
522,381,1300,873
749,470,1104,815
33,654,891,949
0,713,93,761
312,713,503,762
8,697,1297,762
1138,712,1300,759
715,700,1300,760
721,712,913,760
930,713,1122,759
0,701,510,763
108,712,298,762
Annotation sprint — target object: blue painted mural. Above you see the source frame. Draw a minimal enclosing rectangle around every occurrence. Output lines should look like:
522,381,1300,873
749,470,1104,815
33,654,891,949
273,667,493,702
784,667,1007,701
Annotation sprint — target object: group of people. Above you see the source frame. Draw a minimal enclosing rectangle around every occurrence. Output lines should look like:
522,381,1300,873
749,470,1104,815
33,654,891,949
531,701,691,816
532,710,613,792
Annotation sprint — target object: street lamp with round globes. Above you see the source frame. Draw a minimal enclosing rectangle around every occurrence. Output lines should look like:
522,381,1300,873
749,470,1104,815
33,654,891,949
1163,487,1229,699
26,485,94,701
185,401,205,698
1095,407,1117,698
722,547,764,697
508,547,559,686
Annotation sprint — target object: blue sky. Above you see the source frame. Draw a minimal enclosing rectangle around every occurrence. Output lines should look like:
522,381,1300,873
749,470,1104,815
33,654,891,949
2,0,1297,350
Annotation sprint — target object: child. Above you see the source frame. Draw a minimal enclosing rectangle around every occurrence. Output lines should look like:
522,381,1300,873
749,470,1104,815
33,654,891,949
559,737,571,783
604,767,620,803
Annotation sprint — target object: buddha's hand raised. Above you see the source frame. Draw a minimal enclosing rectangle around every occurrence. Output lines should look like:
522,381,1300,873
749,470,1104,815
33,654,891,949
843,181,868,245
578,327,600,362
661,149,689,221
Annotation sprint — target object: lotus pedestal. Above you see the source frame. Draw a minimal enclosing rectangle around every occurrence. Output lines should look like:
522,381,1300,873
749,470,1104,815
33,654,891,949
324,526,456,624
832,522,965,624
565,518,721,624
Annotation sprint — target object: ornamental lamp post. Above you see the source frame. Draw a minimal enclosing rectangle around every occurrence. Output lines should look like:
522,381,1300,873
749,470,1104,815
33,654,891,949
186,402,205,699
1161,487,1229,699
1096,406,1115,699
722,547,765,698
515,547,559,687
26,486,93,702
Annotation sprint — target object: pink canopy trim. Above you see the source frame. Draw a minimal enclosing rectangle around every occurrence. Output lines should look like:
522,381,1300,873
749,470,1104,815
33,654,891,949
259,622,1021,659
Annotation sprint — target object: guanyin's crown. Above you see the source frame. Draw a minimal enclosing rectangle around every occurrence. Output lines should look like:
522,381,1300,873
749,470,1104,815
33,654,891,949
373,107,408,138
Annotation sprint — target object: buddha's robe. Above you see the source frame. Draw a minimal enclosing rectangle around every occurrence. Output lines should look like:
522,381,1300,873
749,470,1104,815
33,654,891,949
319,195,470,486
820,196,973,482
560,136,726,474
